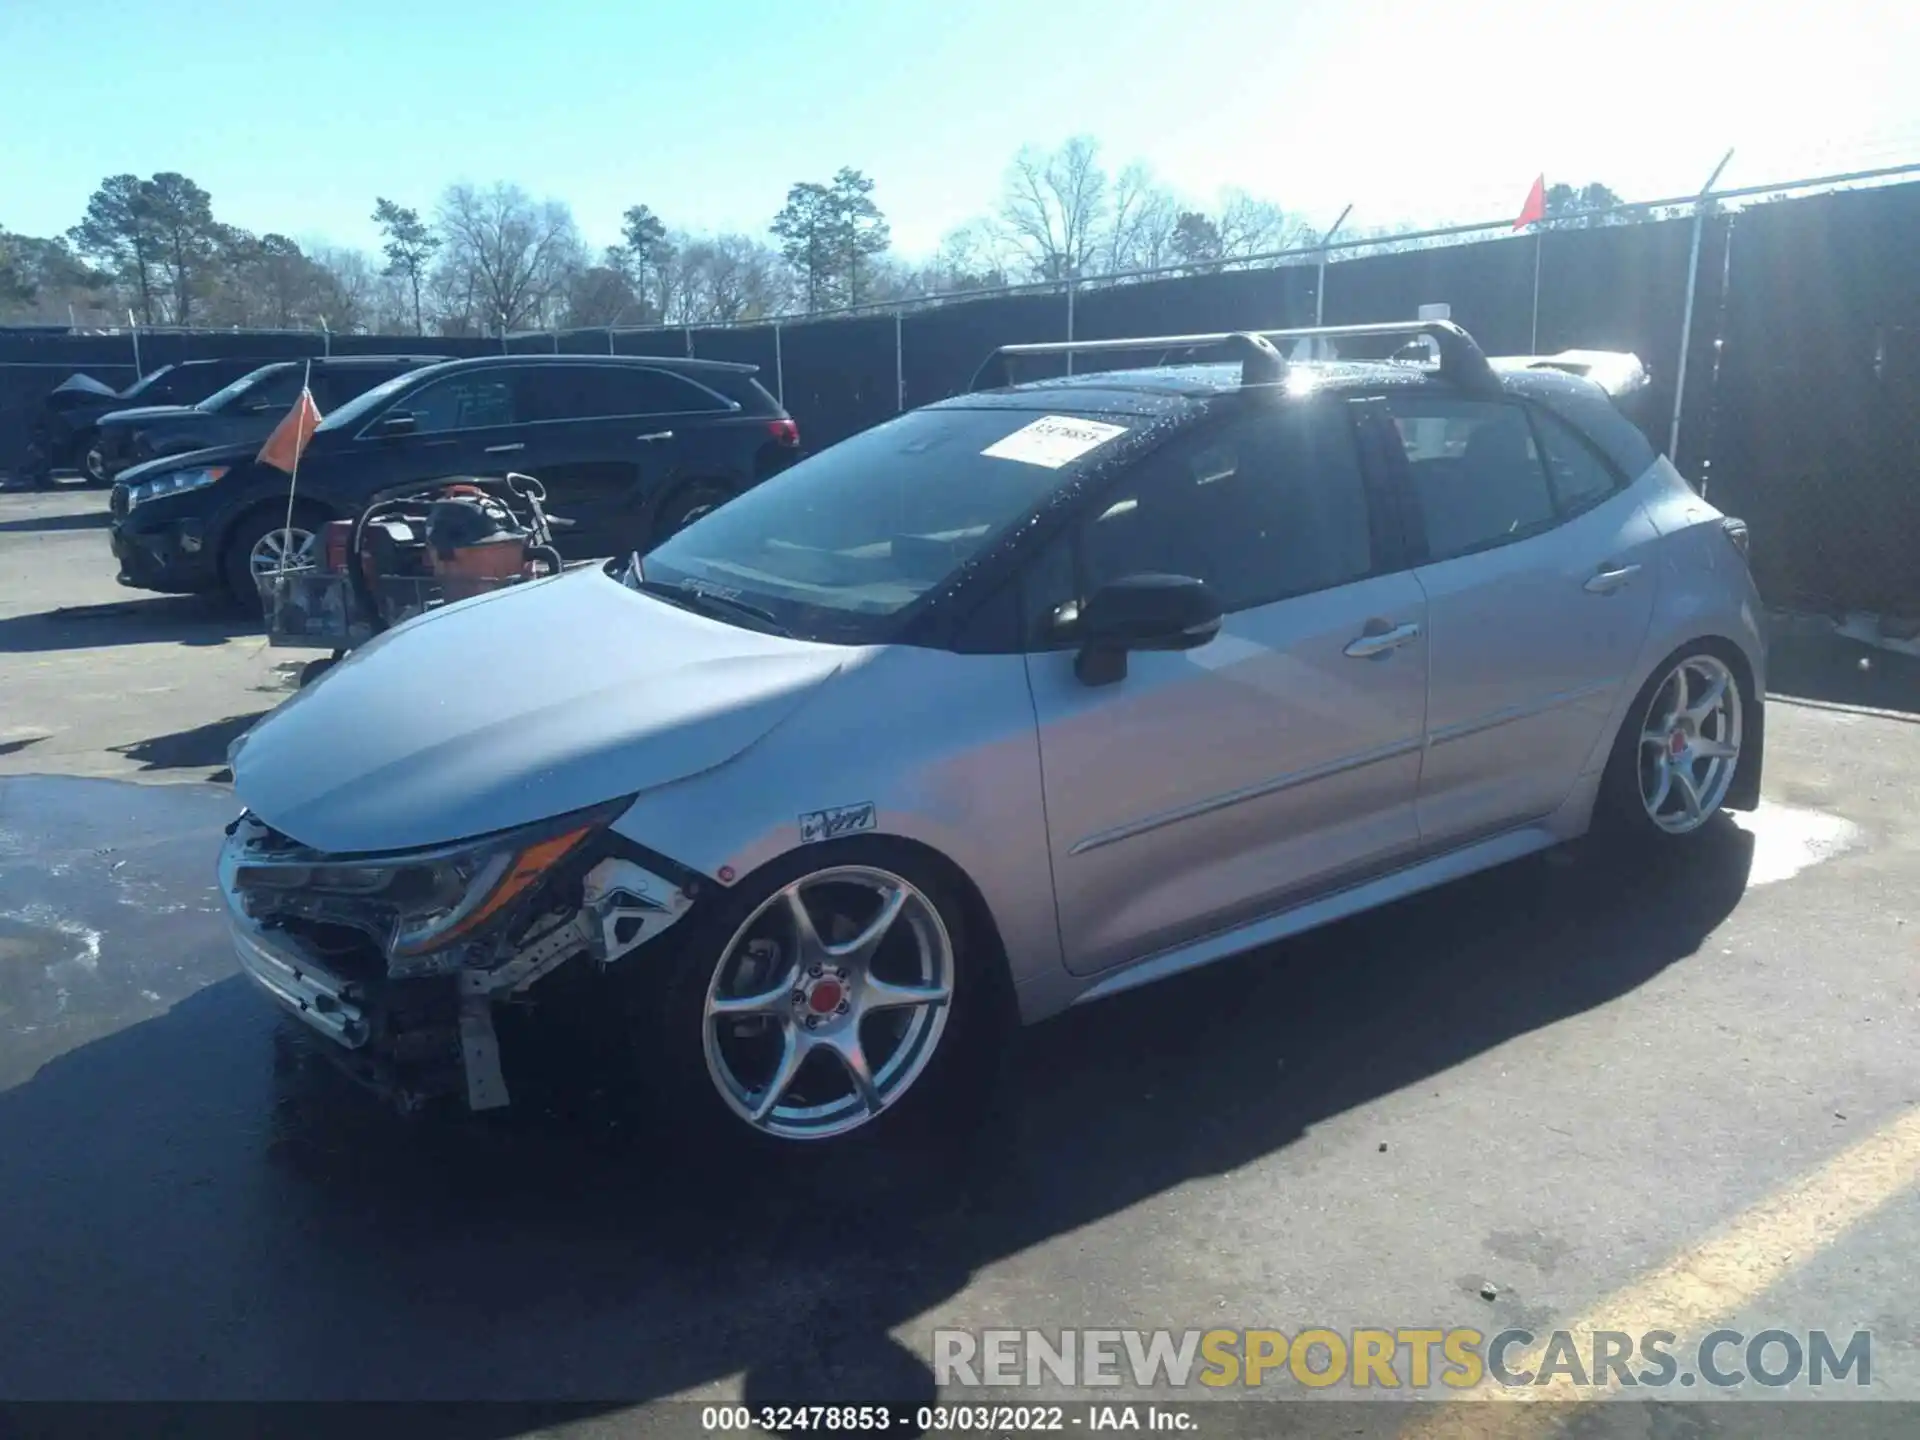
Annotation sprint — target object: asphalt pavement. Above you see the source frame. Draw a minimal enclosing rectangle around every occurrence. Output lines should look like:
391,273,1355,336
1,481,1917,1436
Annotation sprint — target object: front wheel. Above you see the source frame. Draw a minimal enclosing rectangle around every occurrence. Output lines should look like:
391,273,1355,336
1598,645,1747,842
628,841,994,1158
223,509,324,613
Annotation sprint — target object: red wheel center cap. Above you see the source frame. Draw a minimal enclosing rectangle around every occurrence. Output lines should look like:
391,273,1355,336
807,979,844,1015
1668,729,1688,758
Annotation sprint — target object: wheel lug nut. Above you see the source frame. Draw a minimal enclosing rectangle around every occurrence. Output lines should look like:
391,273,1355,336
790,989,806,1004
805,1015,819,1029
835,1001,850,1015
808,965,823,979
834,967,848,980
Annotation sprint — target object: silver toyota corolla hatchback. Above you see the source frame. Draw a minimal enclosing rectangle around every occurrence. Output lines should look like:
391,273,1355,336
220,320,1765,1149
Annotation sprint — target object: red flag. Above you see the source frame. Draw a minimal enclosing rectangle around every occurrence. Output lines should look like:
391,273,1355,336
257,387,322,474
1513,174,1547,231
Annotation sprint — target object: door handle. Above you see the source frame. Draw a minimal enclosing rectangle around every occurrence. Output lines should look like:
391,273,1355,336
483,442,525,454
1344,620,1422,659
637,430,675,443
1584,562,1641,594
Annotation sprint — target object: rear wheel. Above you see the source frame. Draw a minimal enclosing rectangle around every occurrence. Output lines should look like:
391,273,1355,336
1599,645,1747,843
223,507,326,612
651,479,733,545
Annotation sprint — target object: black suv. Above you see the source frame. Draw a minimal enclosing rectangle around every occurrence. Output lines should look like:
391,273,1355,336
20,358,277,487
110,354,802,607
91,355,448,483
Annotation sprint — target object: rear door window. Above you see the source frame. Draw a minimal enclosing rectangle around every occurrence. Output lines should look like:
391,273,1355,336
516,365,729,422
1383,398,1558,561
401,372,518,433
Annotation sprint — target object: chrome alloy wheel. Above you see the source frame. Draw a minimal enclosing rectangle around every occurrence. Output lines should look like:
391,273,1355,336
1638,653,1742,835
250,525,317,575
85,447,109,483
701,865,955,1141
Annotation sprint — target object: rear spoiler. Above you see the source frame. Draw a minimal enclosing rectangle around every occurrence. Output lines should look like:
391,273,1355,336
1494,349,1650,401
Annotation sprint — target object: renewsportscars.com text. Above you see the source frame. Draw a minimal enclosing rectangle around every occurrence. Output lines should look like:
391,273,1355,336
933,1327,1872,1391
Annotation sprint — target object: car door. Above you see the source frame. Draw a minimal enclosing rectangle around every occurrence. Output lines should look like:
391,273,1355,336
511,364,742,561
1379,394,1661,845
1023,397,1430,977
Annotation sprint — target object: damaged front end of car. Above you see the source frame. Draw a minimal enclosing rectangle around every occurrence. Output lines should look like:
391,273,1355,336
218,797,701,1113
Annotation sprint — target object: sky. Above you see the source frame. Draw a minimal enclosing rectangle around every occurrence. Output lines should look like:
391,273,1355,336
3,0,1917,262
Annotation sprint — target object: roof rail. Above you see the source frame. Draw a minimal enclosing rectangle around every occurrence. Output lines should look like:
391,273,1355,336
967,319,1498,396
968,331,1286,393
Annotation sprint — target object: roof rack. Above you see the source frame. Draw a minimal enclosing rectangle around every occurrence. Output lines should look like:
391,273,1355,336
967,319,1499,396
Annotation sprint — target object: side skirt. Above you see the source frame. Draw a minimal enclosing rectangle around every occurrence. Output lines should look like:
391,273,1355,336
1069,825,1561,1008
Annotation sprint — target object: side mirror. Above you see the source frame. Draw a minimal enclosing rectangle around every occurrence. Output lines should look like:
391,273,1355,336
372,411,418,438
1072,573,1222,687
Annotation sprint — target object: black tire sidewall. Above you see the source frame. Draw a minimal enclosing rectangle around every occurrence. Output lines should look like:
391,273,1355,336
622,837,998,1165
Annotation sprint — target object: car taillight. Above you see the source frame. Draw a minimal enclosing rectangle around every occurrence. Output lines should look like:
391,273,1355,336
767,418,800,448
1721,516,1750,561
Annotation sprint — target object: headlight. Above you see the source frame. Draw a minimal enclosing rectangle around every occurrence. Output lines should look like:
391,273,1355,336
232,801,628,965
127,464,227,508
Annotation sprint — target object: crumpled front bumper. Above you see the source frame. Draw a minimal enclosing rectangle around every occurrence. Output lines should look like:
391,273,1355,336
227,914,372,1049
218,813,697,1112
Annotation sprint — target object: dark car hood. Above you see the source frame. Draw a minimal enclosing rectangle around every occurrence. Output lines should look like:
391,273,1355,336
98,404,203,428
50,373,124,400
227,566,851,854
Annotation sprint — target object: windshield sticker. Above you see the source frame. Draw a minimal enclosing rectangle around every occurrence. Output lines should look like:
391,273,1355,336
981,415,1128,469
799,802,877,844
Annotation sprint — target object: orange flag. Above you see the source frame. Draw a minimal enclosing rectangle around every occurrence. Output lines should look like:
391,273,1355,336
257,386,323,474
1513,173,1547,231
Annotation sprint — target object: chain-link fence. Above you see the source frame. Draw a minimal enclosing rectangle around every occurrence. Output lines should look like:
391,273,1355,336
5,163,1918,619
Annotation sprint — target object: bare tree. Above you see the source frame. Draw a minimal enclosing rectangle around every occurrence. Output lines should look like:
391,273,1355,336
434,182,584,334
1104,164,1182,274
308,246,382,333
1000,137,1109,282
1215,190,1305,265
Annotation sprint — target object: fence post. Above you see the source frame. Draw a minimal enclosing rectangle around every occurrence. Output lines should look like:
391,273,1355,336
685,328,693,358
895,312,905,411
1670,148,1735,464
128,312,142,379
320,319,332,357
774,322,785,405
1530,231,1544,354
607,327,616,356
1315,204,1352,328
1065,273,1076,374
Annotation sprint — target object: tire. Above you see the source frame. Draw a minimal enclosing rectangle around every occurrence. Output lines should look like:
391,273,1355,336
222,505,328,613
621,837,1001,1166
651,479,733,546
1596,642,1750,846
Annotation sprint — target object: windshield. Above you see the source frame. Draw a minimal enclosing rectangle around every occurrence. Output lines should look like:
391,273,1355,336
637,406,1135,643
316,367,426,432
194,363,291,413
117,364,176,400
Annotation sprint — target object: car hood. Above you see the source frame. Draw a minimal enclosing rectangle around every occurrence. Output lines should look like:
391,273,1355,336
99,404,202,428
227,565,853,856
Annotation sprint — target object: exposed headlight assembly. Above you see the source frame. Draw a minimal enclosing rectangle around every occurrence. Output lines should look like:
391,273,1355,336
232,799,630,970
127,464,227,508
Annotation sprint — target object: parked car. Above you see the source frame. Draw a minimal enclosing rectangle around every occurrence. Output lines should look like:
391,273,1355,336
91,355,449,483
18,357,279,487
217,319,1765,1151
110,354,802,609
